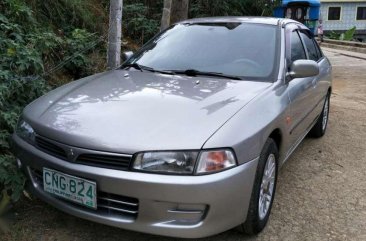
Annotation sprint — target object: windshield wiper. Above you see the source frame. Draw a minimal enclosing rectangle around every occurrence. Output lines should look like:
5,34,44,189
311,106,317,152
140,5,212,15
121,63,174,75
166,69,242,80
144,68,175,75
121,63,144,72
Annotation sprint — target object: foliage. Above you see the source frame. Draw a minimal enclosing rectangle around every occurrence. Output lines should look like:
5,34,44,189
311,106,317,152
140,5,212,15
0,0,102,207
26,0,109,34
340,26,356,41
189,0,279,18
123,1,162,44
1,0,48,205
64,29,98,78
327,26,356,41
327,31,341,40
0,155,25,202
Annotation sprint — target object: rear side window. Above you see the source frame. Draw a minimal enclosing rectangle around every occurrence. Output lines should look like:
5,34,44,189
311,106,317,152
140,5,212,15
300,31,320,61
313,39,323,59
291,31,306,62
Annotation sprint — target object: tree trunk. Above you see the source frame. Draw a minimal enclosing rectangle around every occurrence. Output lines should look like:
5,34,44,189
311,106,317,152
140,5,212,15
107,0,123,69
170,0,189,25
160,0,172,31
160,0,189,31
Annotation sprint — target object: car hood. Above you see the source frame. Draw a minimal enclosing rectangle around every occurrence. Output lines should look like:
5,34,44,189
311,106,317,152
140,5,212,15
24,70,271,154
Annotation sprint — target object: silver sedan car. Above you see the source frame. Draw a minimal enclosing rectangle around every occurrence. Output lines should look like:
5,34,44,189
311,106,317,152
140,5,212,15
12,17,332,238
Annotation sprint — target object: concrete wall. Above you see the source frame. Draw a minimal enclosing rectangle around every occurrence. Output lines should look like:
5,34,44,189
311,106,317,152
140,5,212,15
321,2,366,31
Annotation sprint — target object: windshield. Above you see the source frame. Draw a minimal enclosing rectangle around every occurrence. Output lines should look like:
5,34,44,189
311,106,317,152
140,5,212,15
127,22,279,81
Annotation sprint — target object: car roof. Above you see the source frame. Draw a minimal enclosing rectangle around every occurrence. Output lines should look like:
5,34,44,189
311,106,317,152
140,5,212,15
178,16,302,27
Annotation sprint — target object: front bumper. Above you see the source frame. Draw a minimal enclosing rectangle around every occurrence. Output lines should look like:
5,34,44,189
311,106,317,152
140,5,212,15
12,134,258,238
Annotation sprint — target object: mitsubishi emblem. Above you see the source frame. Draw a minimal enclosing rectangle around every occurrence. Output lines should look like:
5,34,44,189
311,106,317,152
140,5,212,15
67,148,75,160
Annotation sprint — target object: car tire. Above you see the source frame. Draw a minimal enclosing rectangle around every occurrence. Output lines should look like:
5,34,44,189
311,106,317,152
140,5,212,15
309,93,330,138
237,138,279,235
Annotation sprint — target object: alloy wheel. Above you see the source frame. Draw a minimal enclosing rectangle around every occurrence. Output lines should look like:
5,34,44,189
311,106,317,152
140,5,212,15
258,153,276,220
322,97,329,131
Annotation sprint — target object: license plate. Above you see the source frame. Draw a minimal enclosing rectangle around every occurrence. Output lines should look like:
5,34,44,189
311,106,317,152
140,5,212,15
43,168,97,209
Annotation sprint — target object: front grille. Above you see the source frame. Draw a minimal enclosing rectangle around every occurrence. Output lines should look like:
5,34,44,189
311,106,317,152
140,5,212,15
34,135,132,171
98,192,138,216
35,136,67,160
76,154,131,171
30,168,139,219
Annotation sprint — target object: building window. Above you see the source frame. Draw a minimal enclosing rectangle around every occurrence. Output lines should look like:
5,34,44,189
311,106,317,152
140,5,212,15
357,7,366,20
328,7,341,20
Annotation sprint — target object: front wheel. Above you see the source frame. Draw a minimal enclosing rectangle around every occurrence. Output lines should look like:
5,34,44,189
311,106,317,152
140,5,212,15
238,138,278,235
309,93,330,138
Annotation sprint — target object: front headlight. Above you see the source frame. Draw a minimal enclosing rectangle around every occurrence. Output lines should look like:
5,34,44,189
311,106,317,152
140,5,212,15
133,151,199,174
132,149,237,175
16,118,35,142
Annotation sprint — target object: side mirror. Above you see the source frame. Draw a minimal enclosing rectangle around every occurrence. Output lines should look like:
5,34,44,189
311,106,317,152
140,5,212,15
288,60,319,80
122,51,134,61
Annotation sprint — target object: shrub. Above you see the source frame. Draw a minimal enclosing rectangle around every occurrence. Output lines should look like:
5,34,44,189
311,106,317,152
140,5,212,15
0,0,47,206
64,29,98,78
340,26,356,41
189,0,279,18
0,0,100,209
327,26,356,41
123,3,160,44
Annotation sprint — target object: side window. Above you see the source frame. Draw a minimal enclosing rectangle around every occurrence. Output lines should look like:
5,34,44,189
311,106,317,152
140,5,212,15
312,38,323,59
299,31,319,61
290,31,306,62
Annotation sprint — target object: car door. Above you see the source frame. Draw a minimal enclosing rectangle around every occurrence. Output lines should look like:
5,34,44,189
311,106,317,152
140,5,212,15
298,30,327,103
286,27,320,149
299,30,331,111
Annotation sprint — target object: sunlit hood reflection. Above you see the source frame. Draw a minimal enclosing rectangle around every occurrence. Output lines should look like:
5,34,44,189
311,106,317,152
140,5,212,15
24,70,271,153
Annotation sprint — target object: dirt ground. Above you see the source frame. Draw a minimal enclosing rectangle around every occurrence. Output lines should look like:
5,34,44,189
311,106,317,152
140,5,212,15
2,48,366,241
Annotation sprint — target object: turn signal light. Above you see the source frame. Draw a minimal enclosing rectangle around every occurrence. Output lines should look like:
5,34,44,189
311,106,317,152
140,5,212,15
196,150,236,174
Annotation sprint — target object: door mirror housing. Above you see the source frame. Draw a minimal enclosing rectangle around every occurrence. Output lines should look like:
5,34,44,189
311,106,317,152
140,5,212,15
122,51,134,61
287,60,319,80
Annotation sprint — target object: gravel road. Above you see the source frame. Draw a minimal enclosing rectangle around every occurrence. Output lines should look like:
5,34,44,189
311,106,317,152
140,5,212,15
3,48,366,241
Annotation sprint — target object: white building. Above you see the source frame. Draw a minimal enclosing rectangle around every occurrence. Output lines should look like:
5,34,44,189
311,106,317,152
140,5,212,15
321,0,366,40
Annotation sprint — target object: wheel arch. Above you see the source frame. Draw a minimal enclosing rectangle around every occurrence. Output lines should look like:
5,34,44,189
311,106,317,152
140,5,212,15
268,128,282,155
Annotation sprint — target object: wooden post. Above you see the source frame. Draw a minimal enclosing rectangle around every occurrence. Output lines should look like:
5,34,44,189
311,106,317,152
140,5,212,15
160,0,189,31
170,0,189,25
107,0,123,69
161,0,172,31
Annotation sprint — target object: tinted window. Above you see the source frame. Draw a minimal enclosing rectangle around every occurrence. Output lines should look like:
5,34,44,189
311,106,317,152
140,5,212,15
313,39,323,59
328,7,341,20
291,31,306,62
300,31,320,61
128,23,278,81
357,7,366,20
